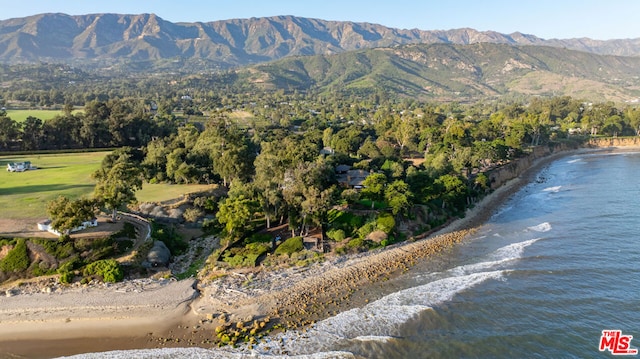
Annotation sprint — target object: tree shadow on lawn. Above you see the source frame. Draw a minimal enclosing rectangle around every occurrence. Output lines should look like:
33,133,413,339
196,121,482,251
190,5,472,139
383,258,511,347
0,183,95,196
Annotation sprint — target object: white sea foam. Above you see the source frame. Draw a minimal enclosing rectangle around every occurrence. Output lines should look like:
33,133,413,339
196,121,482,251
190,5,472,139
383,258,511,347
528,222,552,232
491,204,514,219
310,304,432,339
493,237,540,258
352,335,396,343
58,348,356,359
543,186,562,193
254,270,505,355
447,259,513,276
567,158,582,164
448,237,540,276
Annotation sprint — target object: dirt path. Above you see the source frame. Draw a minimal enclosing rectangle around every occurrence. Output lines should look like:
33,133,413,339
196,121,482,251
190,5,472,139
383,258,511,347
114,213,152,264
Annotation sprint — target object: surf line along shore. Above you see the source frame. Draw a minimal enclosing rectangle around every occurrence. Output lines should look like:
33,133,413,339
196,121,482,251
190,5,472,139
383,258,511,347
0,147,593,357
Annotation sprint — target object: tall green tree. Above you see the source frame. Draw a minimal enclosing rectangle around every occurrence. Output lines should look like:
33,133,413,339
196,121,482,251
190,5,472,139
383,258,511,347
361,172,387,209
20,116,44,151
195,122,255,186
217,195,257,239
433,174,468,214
0,115,19,150
254,147,285,229
388,114,417,153
384,180,413,217
93,150,143,220
46,196,97,236
282,160,335,236
602,115,624,136
81,101,111,148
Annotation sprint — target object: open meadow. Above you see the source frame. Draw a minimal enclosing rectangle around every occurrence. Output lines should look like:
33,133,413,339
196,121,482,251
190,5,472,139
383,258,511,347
5,109,83,123
135,183,216,203
0,152,216,220
0,152,104,219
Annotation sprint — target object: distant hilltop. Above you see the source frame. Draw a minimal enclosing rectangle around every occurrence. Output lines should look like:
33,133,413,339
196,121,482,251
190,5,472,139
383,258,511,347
0,13,639,68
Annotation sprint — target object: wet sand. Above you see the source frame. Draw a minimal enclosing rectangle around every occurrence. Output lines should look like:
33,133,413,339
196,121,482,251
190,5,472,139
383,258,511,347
0,279,198,358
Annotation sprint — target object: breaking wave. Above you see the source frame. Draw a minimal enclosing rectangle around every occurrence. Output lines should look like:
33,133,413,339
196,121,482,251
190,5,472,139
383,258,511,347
528,222,552,232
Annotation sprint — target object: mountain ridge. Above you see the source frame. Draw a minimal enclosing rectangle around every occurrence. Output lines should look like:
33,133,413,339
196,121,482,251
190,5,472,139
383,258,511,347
1,13,639,68
241,42,640,102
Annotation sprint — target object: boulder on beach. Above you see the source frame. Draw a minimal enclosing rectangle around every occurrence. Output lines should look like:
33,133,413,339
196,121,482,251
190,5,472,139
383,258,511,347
366,230,388,243
147,240,171,267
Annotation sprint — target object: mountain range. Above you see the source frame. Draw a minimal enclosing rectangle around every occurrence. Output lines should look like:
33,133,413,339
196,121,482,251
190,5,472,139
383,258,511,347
1,13,640,102
1,13,640,68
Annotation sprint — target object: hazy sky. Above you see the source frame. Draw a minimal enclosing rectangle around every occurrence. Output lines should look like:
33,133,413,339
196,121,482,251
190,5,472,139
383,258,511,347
1,0,638,40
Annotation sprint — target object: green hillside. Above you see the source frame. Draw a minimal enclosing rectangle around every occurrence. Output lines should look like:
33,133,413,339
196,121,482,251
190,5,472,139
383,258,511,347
245,43,640,102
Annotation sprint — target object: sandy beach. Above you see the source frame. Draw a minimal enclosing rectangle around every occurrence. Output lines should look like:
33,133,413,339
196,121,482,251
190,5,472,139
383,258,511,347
0,147,612,358
0,278,198,357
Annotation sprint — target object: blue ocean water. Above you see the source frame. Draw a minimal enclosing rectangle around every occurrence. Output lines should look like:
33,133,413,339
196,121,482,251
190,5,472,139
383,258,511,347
61,150,640,358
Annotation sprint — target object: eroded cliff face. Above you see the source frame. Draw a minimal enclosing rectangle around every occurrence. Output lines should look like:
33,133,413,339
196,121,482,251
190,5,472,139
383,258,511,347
485,138,640,190
588,137,640,147
486,146,552,190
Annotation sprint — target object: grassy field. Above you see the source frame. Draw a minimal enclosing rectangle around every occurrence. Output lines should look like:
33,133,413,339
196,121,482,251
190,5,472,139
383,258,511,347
0,152,218,219
136,183,218,203
227,110,272,128
0,152,105,218
6,109,84,123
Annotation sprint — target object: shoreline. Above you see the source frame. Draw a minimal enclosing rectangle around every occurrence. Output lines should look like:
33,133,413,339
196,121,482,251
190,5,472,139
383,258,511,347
0,146,622,358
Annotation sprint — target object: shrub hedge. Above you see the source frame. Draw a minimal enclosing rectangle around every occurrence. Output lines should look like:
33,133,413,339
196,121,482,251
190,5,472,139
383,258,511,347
83,259,124,283
274,236,304,257
0,238,30,273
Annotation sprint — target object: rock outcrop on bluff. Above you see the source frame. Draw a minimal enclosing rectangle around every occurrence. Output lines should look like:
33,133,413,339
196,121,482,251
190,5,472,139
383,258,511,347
589,137,640,147
147,240,171,267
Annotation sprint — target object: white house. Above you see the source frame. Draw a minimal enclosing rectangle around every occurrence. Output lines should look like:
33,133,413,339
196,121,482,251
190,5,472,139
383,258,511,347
7,161,35,172
37,218,98,236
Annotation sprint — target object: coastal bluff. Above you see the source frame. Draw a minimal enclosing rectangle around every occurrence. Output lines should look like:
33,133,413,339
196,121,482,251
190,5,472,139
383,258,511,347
487,145,559,190
487,137,640,190
588,137,640,148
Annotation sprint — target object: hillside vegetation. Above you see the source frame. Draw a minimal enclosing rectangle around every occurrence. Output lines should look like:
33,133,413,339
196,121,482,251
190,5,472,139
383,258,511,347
2,42,638,105
246,43,640,102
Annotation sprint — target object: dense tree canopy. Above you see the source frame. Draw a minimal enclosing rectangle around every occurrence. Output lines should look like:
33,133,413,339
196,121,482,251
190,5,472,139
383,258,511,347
45,196,97,235
92,148,143,220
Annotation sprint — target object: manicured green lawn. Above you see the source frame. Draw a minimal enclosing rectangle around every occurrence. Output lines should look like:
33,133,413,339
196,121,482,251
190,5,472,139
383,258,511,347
0,151,218,219
136,183,218,203
0,152,105,219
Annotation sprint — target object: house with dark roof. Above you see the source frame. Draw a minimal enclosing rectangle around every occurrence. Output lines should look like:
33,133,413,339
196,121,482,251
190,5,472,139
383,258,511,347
336,165,370,189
